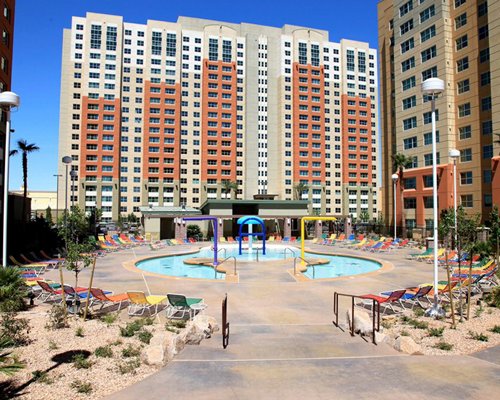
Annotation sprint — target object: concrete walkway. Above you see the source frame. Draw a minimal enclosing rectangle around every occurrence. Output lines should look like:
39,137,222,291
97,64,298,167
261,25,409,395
42,242,500,399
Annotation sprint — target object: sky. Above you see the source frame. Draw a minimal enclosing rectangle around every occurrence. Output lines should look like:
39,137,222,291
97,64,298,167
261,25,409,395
9,0,379,191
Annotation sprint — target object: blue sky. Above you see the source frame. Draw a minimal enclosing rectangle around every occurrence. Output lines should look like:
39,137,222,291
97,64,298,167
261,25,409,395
10,0,379,191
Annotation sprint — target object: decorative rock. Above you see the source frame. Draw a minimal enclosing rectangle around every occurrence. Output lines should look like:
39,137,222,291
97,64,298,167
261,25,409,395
192,314,219,337
346,309,373,336
394,336,422,355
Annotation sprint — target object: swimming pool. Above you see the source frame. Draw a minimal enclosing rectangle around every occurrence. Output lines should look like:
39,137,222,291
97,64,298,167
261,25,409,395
135,245,382,280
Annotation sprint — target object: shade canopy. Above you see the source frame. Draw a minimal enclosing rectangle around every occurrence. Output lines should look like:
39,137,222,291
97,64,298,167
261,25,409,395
237,216,264,225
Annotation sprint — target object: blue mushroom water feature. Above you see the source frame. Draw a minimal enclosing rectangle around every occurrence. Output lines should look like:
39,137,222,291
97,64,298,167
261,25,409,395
237,216,266,256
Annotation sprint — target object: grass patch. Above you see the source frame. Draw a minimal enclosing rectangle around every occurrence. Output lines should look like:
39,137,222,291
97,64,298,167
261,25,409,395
118,358,141,375
428,327,445,337
32,370,54,385
400,330,410,336
137,330,153,345
165,325,180,334
72,353,93,369
119,318,154,338
434,341,453,351
48,340,59,351
94,345,113,358
71,379,92,394
110,339,123,346
381,320,393,329
402,316,429,330
469,331,489,342
168,320,186,328
75,326,84,337
413,308,425,317
489,325,500,334
122,344,141,358
100,313,119,326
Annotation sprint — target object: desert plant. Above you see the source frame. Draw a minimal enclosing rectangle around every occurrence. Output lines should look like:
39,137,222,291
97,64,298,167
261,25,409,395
428,327,445,337
413,308,425,317
122,344,141,358
0,335,25,376
0,312,30,346
400,330,410,336
94,345,113,358
71,379,92,394
45,304,69,330
75,326,84,337
0,267,28,312
469,331,489,342
72,353,93,369
434,341,453,351
138,330,153,344
165,325,180,334
111,339,123,346
120,320,145,337
485,287,500,308
118,358,141,374
489,325,500,334
48,340,59,351
100,313,119,325
32,370,54,384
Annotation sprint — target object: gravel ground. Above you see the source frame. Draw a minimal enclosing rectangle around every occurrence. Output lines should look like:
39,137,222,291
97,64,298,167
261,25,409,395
384,303,500,355
0,308,163,399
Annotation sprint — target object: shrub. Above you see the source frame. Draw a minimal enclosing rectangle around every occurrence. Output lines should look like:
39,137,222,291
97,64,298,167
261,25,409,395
0,267,28,312
119,320,144,337
75,326,84,337
138,330,153,344
48,340,59,351
400,330,410,336
110,339,122,346
94,345,113,358
168,320,186,329
72,353,93,369
428,327,445,337
71,379,92,394
489,325,500,334
434,341,453,351
0,313,30,346
403,317,429,330
165,325,180,334
45,305,68,330
118,358,141,374
469,331,489,342
413,308,425,317
100,313,119,326
486,287,500,308
122,344,141,358
32,370,54,384
0,335,25,376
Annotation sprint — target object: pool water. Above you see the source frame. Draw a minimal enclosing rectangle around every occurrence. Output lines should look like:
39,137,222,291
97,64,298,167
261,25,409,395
135,245,381,280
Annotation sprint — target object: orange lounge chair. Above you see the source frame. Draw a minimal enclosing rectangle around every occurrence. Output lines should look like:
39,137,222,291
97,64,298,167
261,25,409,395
90,288,129,310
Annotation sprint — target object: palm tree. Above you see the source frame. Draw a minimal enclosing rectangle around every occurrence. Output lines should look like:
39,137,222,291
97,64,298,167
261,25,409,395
294,182,309,200
10,140,40,222
230,181,239,200
391,153,413,234
221,180,233,199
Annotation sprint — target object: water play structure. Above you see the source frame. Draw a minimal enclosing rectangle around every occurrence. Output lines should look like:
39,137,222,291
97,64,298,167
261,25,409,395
300,216,337,260
237,216,266,256
182,216,219,265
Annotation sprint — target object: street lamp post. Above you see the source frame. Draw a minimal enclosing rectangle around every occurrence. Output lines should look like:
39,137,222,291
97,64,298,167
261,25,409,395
62,156,72,249
449,149,460,250
422,78,445,318
392,173,399,240
0,91,20,267
53,174,62,224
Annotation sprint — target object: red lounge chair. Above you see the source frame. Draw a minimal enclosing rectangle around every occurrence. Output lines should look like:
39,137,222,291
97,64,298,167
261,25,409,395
36,281,87,303
360,289,406,314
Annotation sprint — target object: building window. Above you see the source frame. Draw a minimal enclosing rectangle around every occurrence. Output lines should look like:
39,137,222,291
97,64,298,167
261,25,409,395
482,120,492,135
460,171,472,185
400,19,414,36
422,66,437,80
457,79,469,94
421,45,436,62
459,125,471,140
481,96,491,111
420,5,435,23
460,148,472,162
402,95,417,110
455,13,467,29
455,35,468,51
425,219,434,230
423,110,439,124
399,0,413,17
455,0,466,8
423,175,433,187
479,48,489,63
403,116,417,130
458,103,471,117
483,145,493,159
400,38,414,54
420,25,436,42
484,194,492,208
404,197,417,209
423,197,434,209
404,136,418,149
478,25,489,40
424,152,440,166
423,130,439,145
460,194,473,208
481,71,490,86
404,177,417,189
457,57,469,72
402,76,416,91
478,2,488,17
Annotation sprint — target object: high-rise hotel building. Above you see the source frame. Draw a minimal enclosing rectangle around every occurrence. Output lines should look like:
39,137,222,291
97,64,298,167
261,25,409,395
58,13,379,223
379,0,499,230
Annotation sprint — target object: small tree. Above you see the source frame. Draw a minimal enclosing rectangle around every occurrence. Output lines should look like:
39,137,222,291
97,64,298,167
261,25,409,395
45,206,53,225
438,208,457,327
294,182,309,200
359,210,370,223
64,241,95,298
489,205,500,265
187,224,202,240
392,153,413,235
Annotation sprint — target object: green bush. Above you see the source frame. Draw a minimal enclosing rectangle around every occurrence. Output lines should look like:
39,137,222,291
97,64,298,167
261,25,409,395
32,370,54,384
100,313,119,326
122,344,141,358
469,331,489,342
137,330,153,344
94,345,113,358
119,319,148,337
434,341,453,351
72,354,93,369
45,305,68,330
489,325,500,334
118,358,141,374
428,327,444,337
75,326,84,337
0,267,28,312
0,313,30,346
486,287,500,308
71,379,92,394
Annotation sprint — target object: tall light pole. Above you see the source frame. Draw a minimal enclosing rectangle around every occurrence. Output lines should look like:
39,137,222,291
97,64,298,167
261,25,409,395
69,170,77,210
53,174,62,224
422,77,445,318
0,91,20,267
392,173,399,240
449,149,460,250
62,156,72,249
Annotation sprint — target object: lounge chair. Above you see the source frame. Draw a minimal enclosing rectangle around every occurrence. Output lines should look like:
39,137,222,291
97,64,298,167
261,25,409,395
89,288,129,310
165,293,206,320
382,286,432,309
359,289,406,315
127,291,167,316
36,281,87,303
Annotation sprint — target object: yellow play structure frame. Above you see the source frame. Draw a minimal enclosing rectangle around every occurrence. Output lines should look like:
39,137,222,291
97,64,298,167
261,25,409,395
300,216,337,260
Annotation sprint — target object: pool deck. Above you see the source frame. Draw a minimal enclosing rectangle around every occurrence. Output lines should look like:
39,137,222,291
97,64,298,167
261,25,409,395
43,241,500,399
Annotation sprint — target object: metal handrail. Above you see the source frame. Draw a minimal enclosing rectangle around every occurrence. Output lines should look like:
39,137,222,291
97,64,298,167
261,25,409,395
254,247,262,262
215,247,227,259
332,291,380,345
283,247,296,259
293,256,311,275
218,256,237,276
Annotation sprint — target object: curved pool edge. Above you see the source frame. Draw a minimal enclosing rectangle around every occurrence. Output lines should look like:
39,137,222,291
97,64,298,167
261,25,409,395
288,248,394,282
122,248,239,283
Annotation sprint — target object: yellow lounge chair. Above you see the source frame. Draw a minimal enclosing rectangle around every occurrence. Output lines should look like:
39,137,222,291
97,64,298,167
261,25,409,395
127,291,167,316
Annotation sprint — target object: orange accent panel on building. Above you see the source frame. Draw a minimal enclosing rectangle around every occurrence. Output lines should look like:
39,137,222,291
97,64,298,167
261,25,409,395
80,97,121,180
341,94,372,185
143,81,181,182
394,164,454,227
292,62,325,184
201,60,238,182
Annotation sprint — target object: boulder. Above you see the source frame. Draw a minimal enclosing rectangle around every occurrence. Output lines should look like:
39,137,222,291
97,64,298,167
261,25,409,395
192,314,219,336
394,336,422,355
346,309,373,336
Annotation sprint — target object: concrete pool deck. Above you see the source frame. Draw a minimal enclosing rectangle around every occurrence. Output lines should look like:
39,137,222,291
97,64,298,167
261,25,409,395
43,241,500,399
